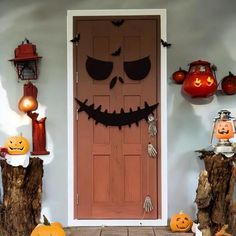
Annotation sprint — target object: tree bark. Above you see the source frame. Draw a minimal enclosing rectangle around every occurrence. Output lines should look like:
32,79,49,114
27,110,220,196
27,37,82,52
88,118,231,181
195,151,236,236
0,158,43,236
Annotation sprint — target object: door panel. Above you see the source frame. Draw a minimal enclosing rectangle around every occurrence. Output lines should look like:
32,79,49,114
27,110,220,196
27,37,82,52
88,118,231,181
74,17,160,219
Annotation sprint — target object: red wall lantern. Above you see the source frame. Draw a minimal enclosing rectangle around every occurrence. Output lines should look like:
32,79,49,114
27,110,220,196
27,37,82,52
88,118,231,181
9,38,42,81
182,60,217,98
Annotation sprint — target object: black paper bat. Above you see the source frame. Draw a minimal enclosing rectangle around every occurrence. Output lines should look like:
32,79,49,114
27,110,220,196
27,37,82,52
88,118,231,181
111,19,125,27
70,34,80,44
161,39,171,48
111,47,121,56
75,98,158,129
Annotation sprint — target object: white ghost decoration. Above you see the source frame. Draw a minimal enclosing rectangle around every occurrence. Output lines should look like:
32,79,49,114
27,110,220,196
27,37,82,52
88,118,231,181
5,154,29,168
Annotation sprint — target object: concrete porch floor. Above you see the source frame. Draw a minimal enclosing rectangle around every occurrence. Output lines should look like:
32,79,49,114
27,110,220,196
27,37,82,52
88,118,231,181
64,227,194,236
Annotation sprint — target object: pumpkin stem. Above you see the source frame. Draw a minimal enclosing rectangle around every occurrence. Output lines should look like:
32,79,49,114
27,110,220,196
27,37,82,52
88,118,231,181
229,71,233,76
43,215,51,226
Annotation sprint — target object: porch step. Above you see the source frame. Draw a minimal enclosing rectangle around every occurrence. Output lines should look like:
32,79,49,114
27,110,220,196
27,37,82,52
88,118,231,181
64,226,194,236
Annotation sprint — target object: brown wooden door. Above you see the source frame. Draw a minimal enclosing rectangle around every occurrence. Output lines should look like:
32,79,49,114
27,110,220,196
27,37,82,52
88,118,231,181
74,16,160,219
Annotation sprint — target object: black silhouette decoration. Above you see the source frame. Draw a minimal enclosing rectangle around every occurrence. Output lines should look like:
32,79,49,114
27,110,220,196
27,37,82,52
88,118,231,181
86,56,113,80
160,39,171,48
110,76,118,89
124,56,151,80
118,76,124,84
70,33,80,45
111,47,121,56
111,19,125,27
75,98,158,129
85,55,151,88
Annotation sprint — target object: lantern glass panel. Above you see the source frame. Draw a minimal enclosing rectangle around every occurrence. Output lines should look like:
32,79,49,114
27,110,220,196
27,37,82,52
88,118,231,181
16,61,38,80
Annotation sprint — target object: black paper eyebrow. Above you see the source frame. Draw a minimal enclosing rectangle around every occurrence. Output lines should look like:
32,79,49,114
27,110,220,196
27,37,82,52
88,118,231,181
124,56,151,80
86,56,113,80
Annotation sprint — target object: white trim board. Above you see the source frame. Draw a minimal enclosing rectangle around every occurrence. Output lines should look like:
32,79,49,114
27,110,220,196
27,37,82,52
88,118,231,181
67,9,167,227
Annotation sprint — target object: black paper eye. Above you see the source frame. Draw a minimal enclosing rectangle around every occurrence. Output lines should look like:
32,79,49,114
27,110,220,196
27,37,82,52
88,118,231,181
86,56,113,80
124,56,151,80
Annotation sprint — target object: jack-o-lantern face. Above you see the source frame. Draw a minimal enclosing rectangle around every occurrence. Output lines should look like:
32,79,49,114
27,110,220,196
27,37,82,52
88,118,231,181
170,211,193,232
214,120,234,140
5,135,30,155
182,60,217,97
75,51,157,129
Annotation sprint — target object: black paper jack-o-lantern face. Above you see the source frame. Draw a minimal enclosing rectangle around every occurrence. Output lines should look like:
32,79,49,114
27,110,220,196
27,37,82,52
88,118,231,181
75,51,157,129
86,55,151,89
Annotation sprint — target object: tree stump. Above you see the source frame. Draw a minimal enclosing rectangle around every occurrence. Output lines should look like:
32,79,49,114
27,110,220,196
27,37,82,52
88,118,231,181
195,150,236,236
0,158,43,236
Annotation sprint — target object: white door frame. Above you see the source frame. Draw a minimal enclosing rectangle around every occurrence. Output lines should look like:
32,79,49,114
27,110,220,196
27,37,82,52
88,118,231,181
67,9,167,227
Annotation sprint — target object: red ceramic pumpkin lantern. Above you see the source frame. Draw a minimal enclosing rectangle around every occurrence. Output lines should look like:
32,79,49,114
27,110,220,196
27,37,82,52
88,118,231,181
182,60,217,97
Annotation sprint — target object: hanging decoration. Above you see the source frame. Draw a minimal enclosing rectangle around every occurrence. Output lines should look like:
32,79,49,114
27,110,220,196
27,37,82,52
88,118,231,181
75,98,158,129
148,114,157,136
143,195,154,213
147,142,157,157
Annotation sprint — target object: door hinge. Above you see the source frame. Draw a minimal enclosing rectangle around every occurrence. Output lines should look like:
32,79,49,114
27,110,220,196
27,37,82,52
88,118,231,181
76,194,79,205
75,71,79,83
76,112,79,121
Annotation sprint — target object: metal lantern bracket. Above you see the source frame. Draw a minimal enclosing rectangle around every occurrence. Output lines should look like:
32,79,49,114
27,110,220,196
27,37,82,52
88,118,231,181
9,38,42,81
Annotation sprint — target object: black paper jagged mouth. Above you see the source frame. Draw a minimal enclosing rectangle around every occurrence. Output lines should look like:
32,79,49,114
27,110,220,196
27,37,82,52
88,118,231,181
75,98,158,129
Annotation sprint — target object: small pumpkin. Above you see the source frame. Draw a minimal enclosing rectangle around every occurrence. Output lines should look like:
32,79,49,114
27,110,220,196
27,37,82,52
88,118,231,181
31,215,65,236
4,135,30,155
172,67,187,84
221,71,236,95
170,211,193,232
214,120,234,140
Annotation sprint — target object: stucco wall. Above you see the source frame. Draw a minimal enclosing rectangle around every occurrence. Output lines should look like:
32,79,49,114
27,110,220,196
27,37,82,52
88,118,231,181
0,0,236,226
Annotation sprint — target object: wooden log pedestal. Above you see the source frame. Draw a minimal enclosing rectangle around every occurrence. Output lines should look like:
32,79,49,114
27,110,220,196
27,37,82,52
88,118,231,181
195,150,236,236
0,158,43,236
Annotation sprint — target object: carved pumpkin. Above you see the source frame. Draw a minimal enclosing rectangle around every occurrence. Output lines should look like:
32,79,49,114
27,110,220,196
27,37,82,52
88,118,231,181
182,60,217,97
170,211,193,232
4,135,30,155
214,120,234,140
31,215,65,236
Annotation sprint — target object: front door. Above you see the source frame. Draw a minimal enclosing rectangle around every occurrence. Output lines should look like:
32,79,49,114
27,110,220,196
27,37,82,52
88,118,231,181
74,16,160,219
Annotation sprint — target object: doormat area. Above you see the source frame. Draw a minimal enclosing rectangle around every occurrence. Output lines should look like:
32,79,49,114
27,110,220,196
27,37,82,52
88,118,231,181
64,226,194,236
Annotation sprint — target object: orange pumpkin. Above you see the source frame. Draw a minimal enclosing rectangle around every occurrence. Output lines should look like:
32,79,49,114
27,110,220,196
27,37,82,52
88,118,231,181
31,215,65,236
170,211,193,232
214,120,234,140
4,135,30,155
